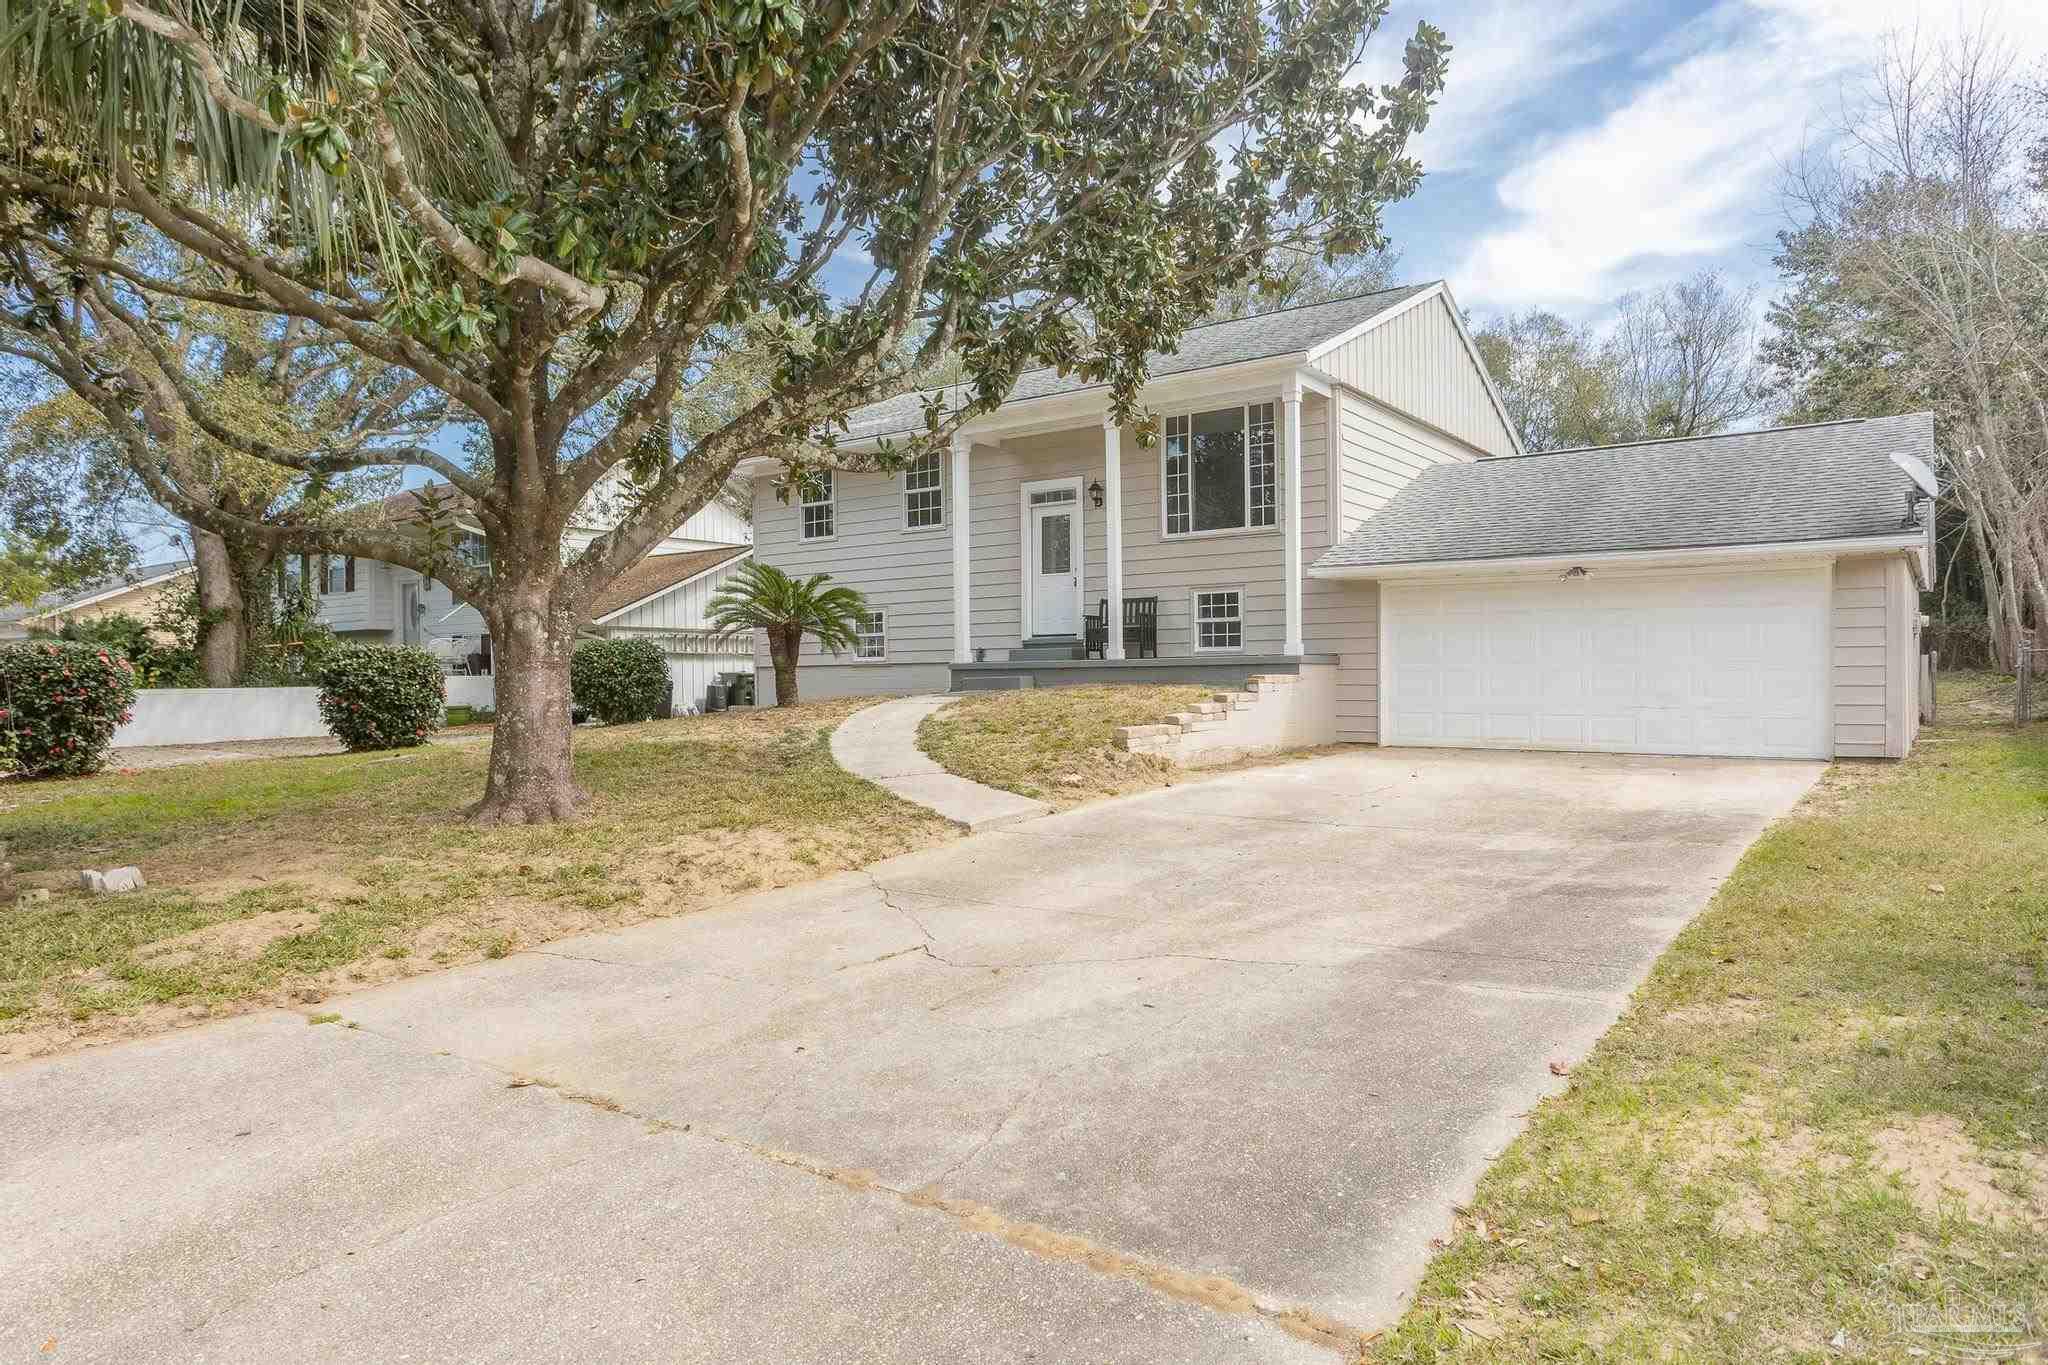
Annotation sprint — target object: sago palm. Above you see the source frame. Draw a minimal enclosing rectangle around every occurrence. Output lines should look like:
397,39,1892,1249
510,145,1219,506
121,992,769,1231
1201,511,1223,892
706,563,869,708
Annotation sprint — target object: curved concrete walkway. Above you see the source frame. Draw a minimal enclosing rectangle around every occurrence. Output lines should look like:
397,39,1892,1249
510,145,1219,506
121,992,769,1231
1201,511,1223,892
830,694,1050,831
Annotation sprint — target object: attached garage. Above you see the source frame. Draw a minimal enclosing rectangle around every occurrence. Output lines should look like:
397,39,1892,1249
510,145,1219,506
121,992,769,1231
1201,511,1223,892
1381,567,1833,759
1312,415,1939,762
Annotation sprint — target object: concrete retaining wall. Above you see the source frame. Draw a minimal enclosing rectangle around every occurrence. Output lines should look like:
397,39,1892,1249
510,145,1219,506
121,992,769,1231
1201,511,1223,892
111,687,330,748
1112,663,1338,767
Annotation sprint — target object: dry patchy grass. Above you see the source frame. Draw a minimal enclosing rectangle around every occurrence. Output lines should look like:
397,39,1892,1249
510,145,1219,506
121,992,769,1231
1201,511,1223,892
1377,673,2048,1362
0,700,954,1060
916,684,1215,809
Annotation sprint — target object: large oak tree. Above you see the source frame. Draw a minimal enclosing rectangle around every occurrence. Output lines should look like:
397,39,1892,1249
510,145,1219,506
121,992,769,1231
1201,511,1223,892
2,0,1447,821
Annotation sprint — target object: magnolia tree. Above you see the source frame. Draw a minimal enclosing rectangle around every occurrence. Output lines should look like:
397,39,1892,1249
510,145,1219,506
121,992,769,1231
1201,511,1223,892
2,0,1447,822
0,240,443,682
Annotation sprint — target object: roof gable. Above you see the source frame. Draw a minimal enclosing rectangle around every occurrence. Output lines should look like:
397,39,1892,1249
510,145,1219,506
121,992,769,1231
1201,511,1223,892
1314,413,1936,571
838,284,1434,442
1307,286,1524,457
587,546,751,622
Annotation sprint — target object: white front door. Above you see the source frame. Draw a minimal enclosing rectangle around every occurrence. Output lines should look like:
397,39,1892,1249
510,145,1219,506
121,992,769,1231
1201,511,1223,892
400,582,422,647
1029,499,1081,637
1382,567,1833,759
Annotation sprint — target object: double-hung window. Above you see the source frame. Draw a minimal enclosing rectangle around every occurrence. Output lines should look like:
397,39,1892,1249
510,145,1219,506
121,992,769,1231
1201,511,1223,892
903,453,944,530
323,555,355,595
800,471,835,541
1162,403,1278,536
853,609,886,660
1193,589,1244,651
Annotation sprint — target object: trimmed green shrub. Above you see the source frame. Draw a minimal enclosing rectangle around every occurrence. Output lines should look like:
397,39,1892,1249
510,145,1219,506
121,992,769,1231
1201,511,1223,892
316,645,446,751
571,638,671,725
0,640,141,777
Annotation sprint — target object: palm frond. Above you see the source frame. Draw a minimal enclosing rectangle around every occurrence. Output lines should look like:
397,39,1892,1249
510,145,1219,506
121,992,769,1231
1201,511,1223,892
0,0,509,263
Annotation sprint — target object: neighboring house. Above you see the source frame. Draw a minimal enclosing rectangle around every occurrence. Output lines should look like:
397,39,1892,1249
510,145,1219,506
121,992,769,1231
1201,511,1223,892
0,557,193,641
741,281,1936,761
583,544,755,712
305,481,755,711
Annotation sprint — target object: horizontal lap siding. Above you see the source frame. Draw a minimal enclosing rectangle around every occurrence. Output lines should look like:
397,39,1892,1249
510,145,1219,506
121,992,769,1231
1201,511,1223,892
1320,386,1483,743
1832,555,1894,758
752,464,958,680
752,398,1342,692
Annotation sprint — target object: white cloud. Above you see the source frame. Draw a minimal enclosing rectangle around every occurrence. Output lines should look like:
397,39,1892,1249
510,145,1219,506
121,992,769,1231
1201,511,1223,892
1450,0,2048,316
1357,0,1634,173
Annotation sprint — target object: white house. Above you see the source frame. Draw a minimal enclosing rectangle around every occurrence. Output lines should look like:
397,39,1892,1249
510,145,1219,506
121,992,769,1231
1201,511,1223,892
739,281,1935,761
306,480,756,713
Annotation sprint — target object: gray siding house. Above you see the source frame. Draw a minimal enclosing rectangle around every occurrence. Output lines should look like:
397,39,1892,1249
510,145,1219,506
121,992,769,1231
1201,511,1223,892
744,282,1935,761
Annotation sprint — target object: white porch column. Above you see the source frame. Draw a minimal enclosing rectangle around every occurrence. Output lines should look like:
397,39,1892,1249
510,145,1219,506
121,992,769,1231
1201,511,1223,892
950,433,972,664
1282,380,1305,656
1103,415,1125,660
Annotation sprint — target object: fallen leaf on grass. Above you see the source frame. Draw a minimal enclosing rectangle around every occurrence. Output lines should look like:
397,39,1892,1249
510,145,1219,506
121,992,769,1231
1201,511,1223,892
1568,1208,1605,1227
1549,1060,1570,1076
1456,1318,1503,1341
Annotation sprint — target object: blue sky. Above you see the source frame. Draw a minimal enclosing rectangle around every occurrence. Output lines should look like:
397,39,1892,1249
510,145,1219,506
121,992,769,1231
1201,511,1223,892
1364,0,2048,326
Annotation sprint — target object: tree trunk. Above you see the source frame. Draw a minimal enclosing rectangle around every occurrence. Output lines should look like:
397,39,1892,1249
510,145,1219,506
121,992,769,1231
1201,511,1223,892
767,626,801,706
191,528,245,686
470,583,585,824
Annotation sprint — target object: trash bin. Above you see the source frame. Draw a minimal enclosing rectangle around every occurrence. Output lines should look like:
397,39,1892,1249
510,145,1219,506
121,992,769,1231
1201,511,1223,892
705,683,727,713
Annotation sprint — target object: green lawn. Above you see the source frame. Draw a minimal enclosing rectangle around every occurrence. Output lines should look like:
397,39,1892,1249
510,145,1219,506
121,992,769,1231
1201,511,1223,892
0,701,953,1059
1378,674,2048,1361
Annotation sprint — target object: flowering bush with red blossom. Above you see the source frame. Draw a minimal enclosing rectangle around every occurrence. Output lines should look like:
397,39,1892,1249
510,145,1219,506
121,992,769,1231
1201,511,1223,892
315,645,446,752
0,641,141,778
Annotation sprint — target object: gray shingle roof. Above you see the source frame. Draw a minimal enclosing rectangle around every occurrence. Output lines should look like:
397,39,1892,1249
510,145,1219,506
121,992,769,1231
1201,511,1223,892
0,556,194,629
1314,413,1936,571
839,283,1434,441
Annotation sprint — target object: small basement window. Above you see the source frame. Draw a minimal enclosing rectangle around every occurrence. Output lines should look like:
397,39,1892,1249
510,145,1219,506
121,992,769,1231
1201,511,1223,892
854,609,886,660
801,471,835,540
1193,589,1244,651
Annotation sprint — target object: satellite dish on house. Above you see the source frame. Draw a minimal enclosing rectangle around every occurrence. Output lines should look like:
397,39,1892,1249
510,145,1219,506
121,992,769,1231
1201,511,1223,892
1890,451,1940,499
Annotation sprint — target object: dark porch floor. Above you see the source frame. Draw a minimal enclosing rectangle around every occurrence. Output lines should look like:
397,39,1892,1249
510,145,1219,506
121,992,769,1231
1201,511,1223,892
949,653,1336,691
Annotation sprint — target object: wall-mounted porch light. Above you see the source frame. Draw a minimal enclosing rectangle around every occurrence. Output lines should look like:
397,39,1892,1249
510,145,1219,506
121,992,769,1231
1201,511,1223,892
1087,479,1105,508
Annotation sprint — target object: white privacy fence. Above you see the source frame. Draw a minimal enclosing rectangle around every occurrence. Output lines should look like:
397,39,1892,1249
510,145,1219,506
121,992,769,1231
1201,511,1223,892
107,655,751,747
111,687,330,748
110,680,497,747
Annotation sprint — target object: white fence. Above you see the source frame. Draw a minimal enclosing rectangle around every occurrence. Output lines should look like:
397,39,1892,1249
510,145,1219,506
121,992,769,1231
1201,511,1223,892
445,674,496,710
107,655,755,747
111,687,329,748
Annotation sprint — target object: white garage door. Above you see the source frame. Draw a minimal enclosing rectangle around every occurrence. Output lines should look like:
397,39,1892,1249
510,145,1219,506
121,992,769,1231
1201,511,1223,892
1383,567,1832,759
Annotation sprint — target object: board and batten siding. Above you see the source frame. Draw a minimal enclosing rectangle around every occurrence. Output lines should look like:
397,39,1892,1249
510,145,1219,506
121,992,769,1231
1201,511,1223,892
1311,291,1520,460
753,394,1367,702
1318,383,1488,743
1832,554,1921,759
599,554,750,632
600,554,756,714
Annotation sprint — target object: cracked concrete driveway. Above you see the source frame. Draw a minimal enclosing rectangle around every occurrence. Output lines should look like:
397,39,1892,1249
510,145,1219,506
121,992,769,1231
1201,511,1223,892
1,747,1820,1362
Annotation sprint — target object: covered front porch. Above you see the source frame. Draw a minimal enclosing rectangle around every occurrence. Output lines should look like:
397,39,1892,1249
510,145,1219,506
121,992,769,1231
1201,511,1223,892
932,361,1330,686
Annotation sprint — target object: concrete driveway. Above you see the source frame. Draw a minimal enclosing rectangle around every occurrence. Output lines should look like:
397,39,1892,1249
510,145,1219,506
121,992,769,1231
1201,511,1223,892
1,748,1819,1362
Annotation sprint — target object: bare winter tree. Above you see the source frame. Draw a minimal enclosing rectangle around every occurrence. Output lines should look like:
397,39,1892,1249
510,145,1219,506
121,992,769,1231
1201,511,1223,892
2,0,1450,822
1606,270,1766,439
1775,28,2048,668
